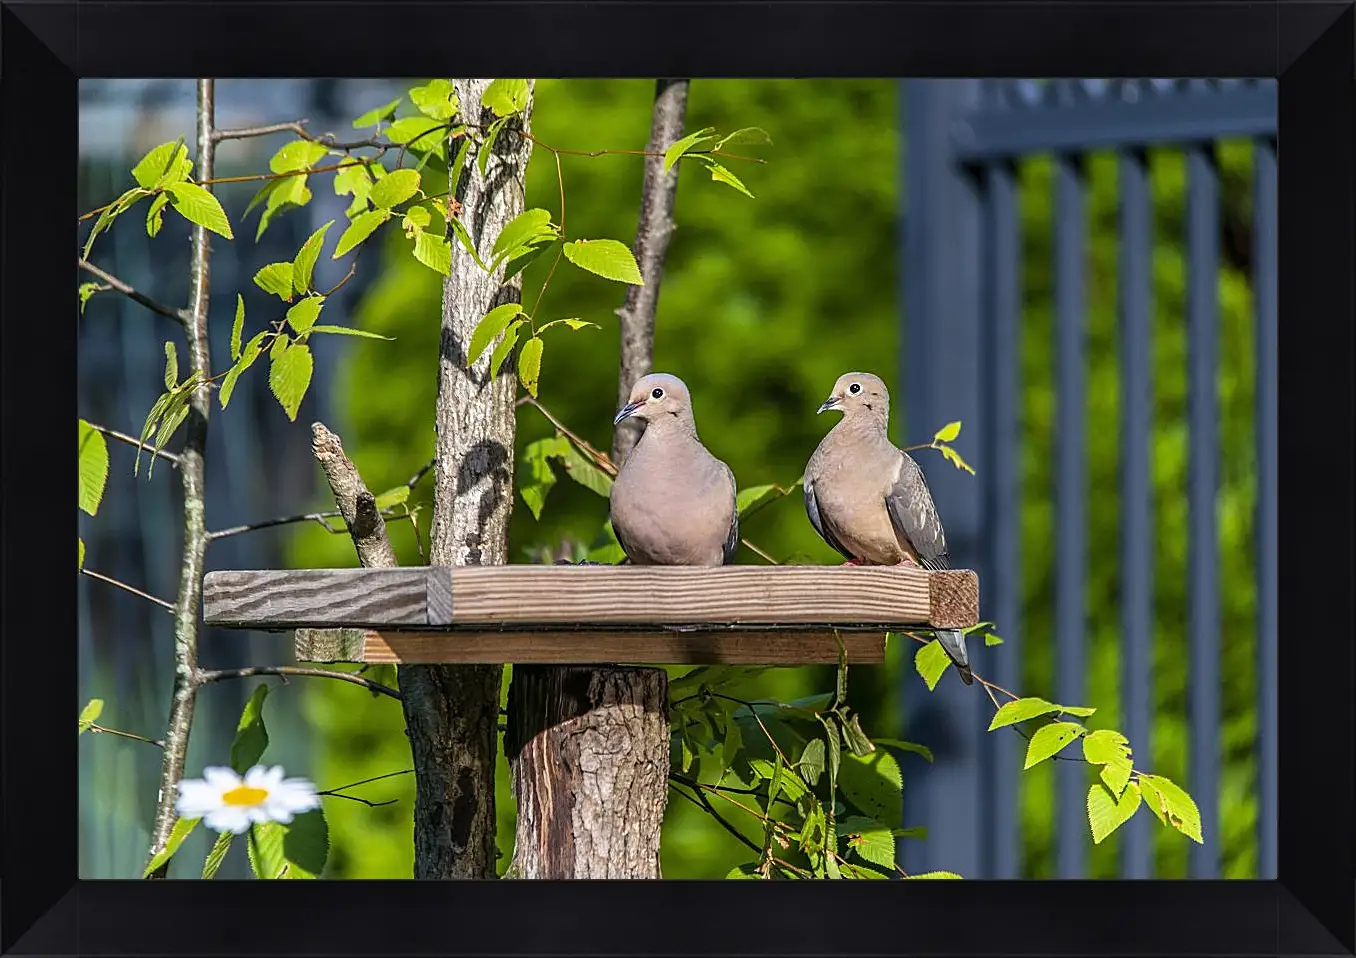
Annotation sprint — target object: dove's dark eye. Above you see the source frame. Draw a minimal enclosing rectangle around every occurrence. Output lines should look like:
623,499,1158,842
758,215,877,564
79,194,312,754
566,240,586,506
848,382,862,395
651,387,665,400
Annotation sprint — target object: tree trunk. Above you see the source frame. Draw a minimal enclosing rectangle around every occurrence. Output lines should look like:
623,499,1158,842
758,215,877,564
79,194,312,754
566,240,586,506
398,79,534,879
505,80,690,879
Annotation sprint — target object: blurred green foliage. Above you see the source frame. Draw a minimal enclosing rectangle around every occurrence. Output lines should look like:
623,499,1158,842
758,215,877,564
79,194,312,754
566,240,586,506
283,80,1259,879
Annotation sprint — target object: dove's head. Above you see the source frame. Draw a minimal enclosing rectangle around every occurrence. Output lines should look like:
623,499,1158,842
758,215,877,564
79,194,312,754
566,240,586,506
817,371,890,424
615,373,695,431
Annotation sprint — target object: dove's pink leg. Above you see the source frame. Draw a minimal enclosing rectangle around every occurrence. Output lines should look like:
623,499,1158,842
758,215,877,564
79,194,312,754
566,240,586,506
841,558,864,567
895,556,920,568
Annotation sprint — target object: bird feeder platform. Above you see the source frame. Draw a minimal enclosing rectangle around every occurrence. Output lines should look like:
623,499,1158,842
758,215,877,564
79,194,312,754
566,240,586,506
201,565,979,666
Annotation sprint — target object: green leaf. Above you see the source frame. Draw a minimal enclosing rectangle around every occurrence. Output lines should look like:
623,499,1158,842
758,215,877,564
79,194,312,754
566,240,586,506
248,821,286,879
1023,721,1086,770
132,140,191,189
252,176,313,241
269,140,329,174
146,192,171,237
562,238,643,285
374,486,410,510
799,737,826,786
517,335,544,397
905,871,963,879
939,444,976,475
333,210,391,258
253,262,295,302
412,231,452,277
914,639,952,691
557,440,613,498
482,78,530,117
230,684,270,773
308,325,395,341
467,304,526,367
353,96,401,128
841,713,876,757
477,116,507,176
292,221,333,294
165,182,233,239
696,157,755,198
736,484,785,519
518,436,568,520
220,332,267,410
871,737,934,763
231,295,245,360
984,631,1005,646
83,187,149,259
725,864,762,880
492,208,555,259
988,696,1061,731
839,749,903,828
409,79,459,121
1088,781,1142,845
536,318,599,334
402,205,432,234
134,391,173,478
269,343,314,422
163,341,178,389
285,296,325,335
333,162,375,214
78,281,102,313
248,810,328,879
847,824,896,871
370,169,421,209
202,832,233,879
933,421,962,443
78,420,109,517
447,216,490,271
448,134,474,198
386,117,448,160
489,320,523,377
1082,728,1131,766
1059,705,1097,717
78,537,85,569
78,698,104,733
142,816,199,878
722,711,744,768
713,126,773,151
663,126,716,172
1137,774,1203,843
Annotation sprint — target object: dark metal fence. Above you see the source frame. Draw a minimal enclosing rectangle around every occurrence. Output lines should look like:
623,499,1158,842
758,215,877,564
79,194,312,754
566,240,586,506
899,79,1277,879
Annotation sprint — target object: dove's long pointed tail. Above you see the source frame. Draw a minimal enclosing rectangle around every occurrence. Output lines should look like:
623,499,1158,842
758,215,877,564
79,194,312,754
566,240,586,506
936,629,973,686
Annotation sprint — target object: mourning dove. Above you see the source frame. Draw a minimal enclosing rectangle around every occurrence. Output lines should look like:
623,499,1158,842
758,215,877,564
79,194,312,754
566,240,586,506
610,373,739,567
804,372,973,685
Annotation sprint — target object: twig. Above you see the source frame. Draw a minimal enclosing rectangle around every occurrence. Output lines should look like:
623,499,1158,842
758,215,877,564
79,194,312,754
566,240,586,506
669,777,761,855
85,423,180,466
197,666,402,700
516,396,618,477
740,538,781,565
320,768,414,795
80,567,175,612
206,510,343,540
88,725,165,748
78,260,188,326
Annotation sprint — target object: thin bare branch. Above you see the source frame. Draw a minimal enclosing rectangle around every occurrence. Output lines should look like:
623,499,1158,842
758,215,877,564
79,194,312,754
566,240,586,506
86,422,180,466
88,725,165,748
197,665,402,700
78,259,188,326
80,567,175,612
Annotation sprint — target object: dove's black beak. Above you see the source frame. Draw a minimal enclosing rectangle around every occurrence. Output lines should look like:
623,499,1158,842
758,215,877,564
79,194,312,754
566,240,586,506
614,400,645,426
817,396,840,415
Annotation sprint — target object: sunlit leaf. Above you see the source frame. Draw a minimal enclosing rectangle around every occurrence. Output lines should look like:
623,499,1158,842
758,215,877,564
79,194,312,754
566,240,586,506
562,238,643,285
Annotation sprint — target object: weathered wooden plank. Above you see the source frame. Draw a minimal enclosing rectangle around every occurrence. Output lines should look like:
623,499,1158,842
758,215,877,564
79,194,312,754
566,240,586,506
354,629,887,665
293,628,368,663
202,568,452,629
210,566,978,631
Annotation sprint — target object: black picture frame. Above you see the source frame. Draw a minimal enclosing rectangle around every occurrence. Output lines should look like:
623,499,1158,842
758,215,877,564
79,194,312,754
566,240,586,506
6,2,1352,955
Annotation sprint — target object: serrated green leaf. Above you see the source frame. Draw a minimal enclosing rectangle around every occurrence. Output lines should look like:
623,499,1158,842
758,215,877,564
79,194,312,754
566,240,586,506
467,304,526,367
409,79,459,121
220,332,267,410
477,116,507,176
725,864,762,879
230,684,270,773
285,296,325,335
165,182,233,239
163,341,178,389
134,391,173,478
914,639,952,691
292,221,333,294
841,713,875,757
78,698,104,733
386,117,448,160
247,821,286,879
517,335,544,397
370,169,421,209
736,484,786,519
202,832,233,879
142,816,199,878
871,737,934,763
353,97,402,128
1082,729,1131,766
402,205,432,234
1087,781,1141,844
333,209,391,259
535,317,598,334
1023,721,1086,770
848,825,896,871
269,140,328,174
413,231,452,276
308,325,395,341
1137,774,1203,843
939,443,976,475
799,737,826,786
145,192,171,237
448,134,474,197
269,344,314,422
78,537,85,570
1059,705,1097,717
713,126,773,151
839,749,903,828
482,78,530,117
333,162,375,215
663,127,716,173
722,715,744,770
518,436,568,520
78,420,109,517
152,398,190,466
988,696,1061,731
270,332,290,361
78,281,102,313
231,295,245,360
83,187,149,259
490,208,557,272
696,157,755,198
557,440,613,498
447,216,490,271
489,320,523,377
253,262,295,302
905,870,963,879
248,809,328,879
132,140,191,189
562,239,643,285
374,486,410,510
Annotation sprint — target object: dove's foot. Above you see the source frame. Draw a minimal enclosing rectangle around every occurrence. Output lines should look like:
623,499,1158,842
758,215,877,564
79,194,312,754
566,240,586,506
841,558,864,567
894,556,921,569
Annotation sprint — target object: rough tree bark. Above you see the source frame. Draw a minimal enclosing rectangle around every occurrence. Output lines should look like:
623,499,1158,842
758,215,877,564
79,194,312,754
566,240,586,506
146,79,216,877
505,79,690,879
397,79,536,879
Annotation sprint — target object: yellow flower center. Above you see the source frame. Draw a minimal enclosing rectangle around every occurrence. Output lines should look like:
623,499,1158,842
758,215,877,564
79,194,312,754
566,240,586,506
221,785,269,806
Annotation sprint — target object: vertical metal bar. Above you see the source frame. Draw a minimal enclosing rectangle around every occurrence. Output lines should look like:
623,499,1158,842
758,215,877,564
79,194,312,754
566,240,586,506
1117,147,1156,879
1053,152,1087,879
983,159,1023,879
900,78,988,879
1186,143,1221,879
1252,137,1278,881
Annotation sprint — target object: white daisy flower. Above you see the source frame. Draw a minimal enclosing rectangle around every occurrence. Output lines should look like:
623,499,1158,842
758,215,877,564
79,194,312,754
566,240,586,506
175,765,321,835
